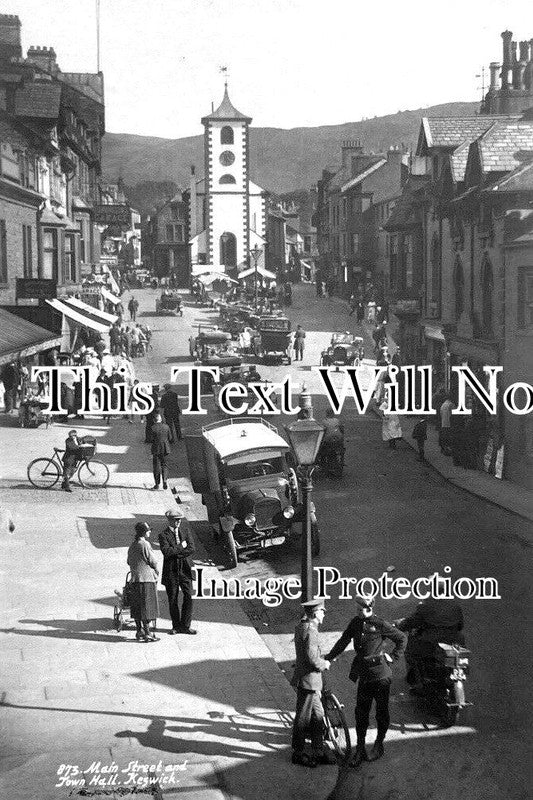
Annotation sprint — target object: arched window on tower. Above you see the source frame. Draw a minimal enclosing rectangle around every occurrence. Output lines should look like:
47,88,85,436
220,174,236,185
220,232,237,267
481,254,494,337
453,256,464,321
221,126,234,145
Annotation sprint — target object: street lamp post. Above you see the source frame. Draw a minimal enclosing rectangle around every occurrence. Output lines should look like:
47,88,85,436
249,244,262,311
284,409,325,602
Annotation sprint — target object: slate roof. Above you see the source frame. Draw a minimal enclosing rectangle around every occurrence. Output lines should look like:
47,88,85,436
417,115,511,154
383,177,429,231
14,82,61,118
341,157,386,193
202,85,251,123
450,140,471,182
476,120,533,173
485,159,533,192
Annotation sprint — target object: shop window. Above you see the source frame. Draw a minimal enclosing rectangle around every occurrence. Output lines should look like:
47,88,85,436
64,234,76,282
0,219,7,283
221,126,234,145
22,224,33,277
481,254,494,337
220,174,236,184
219,232,237,267
454,256,465,320
42,228,59,280
517,267,533,328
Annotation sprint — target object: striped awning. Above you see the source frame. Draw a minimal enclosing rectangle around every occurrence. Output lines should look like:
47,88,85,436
64,296,117,325
0,309,62,365
46,299,109,334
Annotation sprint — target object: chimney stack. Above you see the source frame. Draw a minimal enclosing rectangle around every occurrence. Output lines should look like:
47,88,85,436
501,30,513,88
489,62,500,90
341,139,363,168
27,46,59,75
0,14,22,60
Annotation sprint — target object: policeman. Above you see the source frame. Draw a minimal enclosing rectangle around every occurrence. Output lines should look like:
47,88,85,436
291,599,335,768
326,595,406,768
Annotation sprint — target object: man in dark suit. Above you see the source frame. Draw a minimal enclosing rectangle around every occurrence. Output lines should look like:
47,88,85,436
158,508,196,635
150,412,171,490
61,430,90,492
291,599,335,767
160,384,182,442
326,595,406,767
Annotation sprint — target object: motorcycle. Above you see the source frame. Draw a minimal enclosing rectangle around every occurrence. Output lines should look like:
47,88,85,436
395,619,472,726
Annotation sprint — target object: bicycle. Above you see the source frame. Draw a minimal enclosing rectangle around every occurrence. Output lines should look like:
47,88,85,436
322,690,351,761
27,446,110,490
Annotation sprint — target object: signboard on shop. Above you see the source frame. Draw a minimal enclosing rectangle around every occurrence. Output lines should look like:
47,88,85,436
93,204,131,226
16,278,57,300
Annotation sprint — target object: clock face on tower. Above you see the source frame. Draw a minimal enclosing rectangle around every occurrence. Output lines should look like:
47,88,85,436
219,150,235,166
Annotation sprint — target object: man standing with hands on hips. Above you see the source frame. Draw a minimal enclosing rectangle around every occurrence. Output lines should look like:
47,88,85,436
159,509,197,635
326,594,406,768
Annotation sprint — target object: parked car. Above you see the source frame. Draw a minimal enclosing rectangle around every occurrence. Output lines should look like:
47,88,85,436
189,328,234,360
184,418,320,568
156,290,183,315
320,332,364,366
254,316,292,364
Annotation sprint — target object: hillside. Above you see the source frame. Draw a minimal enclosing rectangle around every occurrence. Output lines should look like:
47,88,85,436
102,101,479,204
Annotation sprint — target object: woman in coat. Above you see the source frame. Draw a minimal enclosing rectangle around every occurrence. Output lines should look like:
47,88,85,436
127,522,160,642
379,399,402,450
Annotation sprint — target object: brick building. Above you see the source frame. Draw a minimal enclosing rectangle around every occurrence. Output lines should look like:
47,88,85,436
143,190,190,286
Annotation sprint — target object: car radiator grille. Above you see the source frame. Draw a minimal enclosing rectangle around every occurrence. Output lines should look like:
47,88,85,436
333,347,347,362
254,497,281,530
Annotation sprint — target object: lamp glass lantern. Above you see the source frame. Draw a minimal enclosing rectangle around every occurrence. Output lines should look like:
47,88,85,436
284,418,325,466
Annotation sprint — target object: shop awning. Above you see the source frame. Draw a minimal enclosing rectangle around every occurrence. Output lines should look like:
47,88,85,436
238,265,276,280
65,296,118,325
0,309,62,365
46,299,109,334
101,286,121,305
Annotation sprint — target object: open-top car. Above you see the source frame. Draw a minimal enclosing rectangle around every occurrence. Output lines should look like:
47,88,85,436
156,290,183,315
184,418,320,568
189,328,234,360
320,332,364,366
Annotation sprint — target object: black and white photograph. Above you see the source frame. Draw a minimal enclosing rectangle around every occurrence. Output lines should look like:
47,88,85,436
0,1,531,798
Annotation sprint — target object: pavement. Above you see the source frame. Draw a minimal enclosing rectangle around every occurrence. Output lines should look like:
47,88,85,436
0,284,531,800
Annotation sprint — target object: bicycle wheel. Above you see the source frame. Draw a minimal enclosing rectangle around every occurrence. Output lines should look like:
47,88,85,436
323,692,351,760
78,459,110,488
27,458,61,489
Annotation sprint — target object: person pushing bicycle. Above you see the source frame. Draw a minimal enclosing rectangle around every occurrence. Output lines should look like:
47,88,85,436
291,598,336,768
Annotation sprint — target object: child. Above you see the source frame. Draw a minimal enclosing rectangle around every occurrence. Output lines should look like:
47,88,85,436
412,418,428,461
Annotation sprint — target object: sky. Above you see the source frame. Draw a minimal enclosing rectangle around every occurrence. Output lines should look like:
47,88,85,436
5,0,531,138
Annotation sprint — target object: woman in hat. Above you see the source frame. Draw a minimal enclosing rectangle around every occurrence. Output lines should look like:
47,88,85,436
127,522,160,642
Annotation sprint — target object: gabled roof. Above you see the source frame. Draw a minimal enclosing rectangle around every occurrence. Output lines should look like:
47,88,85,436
417,115,512,155
474,119,533,174
201,85,251,124
383,176,429,231
341,157,387,193
450,140,471,183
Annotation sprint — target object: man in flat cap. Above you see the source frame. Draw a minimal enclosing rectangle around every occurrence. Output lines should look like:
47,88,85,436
291,599,335,768
326,595,406,767
158,508,196,635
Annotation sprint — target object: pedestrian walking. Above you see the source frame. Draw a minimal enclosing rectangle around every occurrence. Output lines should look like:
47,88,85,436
126,522,160,642
326,595,406,767
160,384,182,442
439,394,453,455
1,361,19,412
356,301,364,324
379,400,402,449
348,294,356,316
159,508,196,635
291,599,335,767
412,418,428,461
128,296,139,322
293,325,306,362
150,412,171,490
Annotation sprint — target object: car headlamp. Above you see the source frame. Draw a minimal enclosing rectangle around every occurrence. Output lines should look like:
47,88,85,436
244,513,256,527
283,505,295,519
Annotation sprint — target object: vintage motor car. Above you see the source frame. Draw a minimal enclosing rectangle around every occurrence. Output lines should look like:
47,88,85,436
156,290,183,316
254,316,292,364
320,332,364,366
189,328,234,360
185,418,320,568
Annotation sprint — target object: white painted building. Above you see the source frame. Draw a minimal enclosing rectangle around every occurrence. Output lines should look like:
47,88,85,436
189,85,266,275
